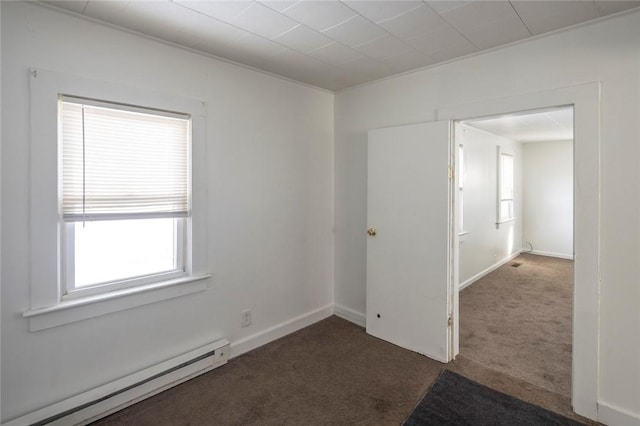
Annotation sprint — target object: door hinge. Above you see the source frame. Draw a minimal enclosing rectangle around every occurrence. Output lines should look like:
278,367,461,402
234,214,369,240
447,315,453,327
448,166,454,179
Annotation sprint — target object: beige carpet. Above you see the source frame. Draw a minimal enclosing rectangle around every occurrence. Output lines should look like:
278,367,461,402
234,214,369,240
459,253,574,396
92,314,592,424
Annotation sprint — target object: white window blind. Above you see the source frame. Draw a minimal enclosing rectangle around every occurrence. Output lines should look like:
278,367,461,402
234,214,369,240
60,98,190,221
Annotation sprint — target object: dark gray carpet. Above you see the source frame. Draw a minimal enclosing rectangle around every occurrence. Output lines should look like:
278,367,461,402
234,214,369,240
403,370,584,426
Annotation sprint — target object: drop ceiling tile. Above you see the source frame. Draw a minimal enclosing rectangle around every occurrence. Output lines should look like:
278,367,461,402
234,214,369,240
381,50,438,74
378,4,449,40
134,3,200,44
174,1,253,22
594,1,640,16
353,34,413,61
47,0,640,93
428,41,478,62
467,108,574,142
467,116,518,138
258,1,299,13
267,49,336,79
307,41,363,65
196,39,250,63
547,108,574,128
281,1,357,32
329,70,374,90
321,78,355,92
520,113,558,130
339,56,392,80
511,1,598,35
405,24,471,55
440,0,518,30
342,1,424,23
88,2,193,43
234,33,288,57
232,56,283,74
82,0,128,23
458,13,531,49
192,32,264,66
271,48,333,71
266,49,348,91
220,35,289,71
177,11,249,51
273,24,333,52
43,0,88,14
425,1,472,14
231,2,299,39
322,15,388,48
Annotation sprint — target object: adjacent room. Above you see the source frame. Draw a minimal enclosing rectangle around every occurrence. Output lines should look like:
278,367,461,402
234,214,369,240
456,108,575,398
2,1,640,425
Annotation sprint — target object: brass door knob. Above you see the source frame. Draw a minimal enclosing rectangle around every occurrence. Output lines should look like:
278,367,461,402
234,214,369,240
367,228,377,236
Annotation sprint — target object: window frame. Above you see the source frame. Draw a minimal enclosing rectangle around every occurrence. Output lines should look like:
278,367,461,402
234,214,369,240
62,218,187,299
58,97,191,298
26,68,209,331
497,148,515,224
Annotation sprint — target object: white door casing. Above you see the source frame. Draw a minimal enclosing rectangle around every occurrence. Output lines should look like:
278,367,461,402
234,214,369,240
438,82,601,420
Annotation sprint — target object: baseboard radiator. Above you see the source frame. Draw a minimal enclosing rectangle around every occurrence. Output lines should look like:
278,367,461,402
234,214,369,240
4,339,230,426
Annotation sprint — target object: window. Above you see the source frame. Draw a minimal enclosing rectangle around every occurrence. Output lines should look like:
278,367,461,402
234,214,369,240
458,144,465,234
498,150,514,223
60,98,190,297
27,68,208,330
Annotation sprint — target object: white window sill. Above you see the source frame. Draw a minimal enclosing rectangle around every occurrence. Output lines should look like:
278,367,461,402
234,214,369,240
458,231,469,242
23,274,211,332
496,218,516,226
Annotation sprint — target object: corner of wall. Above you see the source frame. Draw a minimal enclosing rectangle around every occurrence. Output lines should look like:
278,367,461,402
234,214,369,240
333,304,365,328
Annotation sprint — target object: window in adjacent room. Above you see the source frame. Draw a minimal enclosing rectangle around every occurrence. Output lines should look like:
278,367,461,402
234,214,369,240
498,150,514,223
60,97,190,298
458,144,465,234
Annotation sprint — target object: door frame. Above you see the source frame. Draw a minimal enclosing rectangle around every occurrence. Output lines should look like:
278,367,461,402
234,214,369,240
437,82,601,420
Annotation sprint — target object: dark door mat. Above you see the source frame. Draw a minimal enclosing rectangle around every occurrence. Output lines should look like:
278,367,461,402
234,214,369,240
403,370,585,425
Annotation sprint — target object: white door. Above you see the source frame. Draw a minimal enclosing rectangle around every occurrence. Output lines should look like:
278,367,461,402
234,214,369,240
366,121,454,363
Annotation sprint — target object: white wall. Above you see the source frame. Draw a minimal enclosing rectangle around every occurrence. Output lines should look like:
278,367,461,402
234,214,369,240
458,125,522,287
523,141,574,258
334,10,640,422
1,3,333,422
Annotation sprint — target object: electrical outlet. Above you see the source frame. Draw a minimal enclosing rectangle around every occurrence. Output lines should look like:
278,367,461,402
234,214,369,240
241,309,252,328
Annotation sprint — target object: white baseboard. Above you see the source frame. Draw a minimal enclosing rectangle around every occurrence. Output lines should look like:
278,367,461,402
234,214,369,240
334,304,366,328
598,401,640,426
459,250,522,291
3,340,229,426
229,303,334,359
526,250,574,260
4,305,335,425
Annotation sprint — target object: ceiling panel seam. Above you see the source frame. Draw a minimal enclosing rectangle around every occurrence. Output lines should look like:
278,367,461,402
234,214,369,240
508,1,534,35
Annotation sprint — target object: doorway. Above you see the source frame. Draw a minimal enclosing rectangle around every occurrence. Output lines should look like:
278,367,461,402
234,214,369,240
365,82,599,419
455,107,575,397
438,84,599,419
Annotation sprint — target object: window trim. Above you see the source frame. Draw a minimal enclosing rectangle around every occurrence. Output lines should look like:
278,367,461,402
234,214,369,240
23,275,210,332
27,68,209,330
